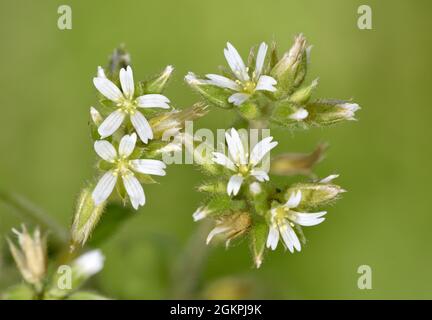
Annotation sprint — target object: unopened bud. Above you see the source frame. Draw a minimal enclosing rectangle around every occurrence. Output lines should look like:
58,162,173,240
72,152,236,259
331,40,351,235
206,212,252,247
71,188,105,247
90,107,103,126
7,225,47,287
305,99,361,125
290,78,319,104
145,65,174,93
285,177,345,208
271,34,310,94
271,144,326,176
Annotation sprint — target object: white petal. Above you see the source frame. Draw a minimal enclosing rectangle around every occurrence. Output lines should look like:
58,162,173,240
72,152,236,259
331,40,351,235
97,66,106,78
119,66,135,99
118,133,137,158
250,136,278,166
266,225,280,250
320,174,339,184
250,169,269,182
205,74,240,91
226,128,246,164
73,250,105,276
289,108,308,121
224,42,249,81
130,159,166,176
255,75,277,92
255,42,268,78
192,207,209,222
92,171,117,205
97,110,125,138
228,92,250,106
206,226,230,245
212,152,236,171
94,140,117,162
93,77,123,102
136,94,170,109
280,223,301,253
291,211,327,226
285,190,302,209
130,111,153,143
122,173,145,210
227,175,244,196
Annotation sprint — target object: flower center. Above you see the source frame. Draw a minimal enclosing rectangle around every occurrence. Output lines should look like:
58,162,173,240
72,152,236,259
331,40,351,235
119,99,137,114
242,81,256,94
238,164,249,176
114,158,131,175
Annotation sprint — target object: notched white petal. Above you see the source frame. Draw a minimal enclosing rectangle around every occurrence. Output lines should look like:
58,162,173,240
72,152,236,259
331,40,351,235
119,66,135,99
255,42,268,78
93,77,123,102
92,171,117,205
98,110,125,138
227,175,244,196
228,92,250,106
212,152,236,171
205,74,240,91
130,159,166,176
286,190,302,209
130,111,153,143
136,94,170,109
250,136,278,166
118,133,137,158
122,174,145,210
94,140,117,162
255,75,277,92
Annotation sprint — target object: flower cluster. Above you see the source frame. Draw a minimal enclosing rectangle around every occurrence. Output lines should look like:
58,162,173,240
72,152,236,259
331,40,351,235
188,36,359,267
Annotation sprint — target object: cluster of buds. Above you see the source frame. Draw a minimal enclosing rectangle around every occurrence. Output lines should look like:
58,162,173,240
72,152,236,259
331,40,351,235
187,36,359,268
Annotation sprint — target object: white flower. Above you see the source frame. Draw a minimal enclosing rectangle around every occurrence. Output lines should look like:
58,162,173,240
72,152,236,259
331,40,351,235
266,191,327,252
93,65,171,143
196,42,277,106
92,133,166,209
73,249,105,276
212,128,278,196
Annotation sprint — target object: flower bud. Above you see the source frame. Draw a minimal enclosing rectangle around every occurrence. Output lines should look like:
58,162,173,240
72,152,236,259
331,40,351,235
90,106,103,126
185,72,232,109
7,225,47,287
145,65,174,93
206,212,252,247
197,180,226,194
285,176,346,208
71,187,105,248
108,46,131,78
305,99,361,126
271,34,310,95
270,144,327,176
290,78,319,105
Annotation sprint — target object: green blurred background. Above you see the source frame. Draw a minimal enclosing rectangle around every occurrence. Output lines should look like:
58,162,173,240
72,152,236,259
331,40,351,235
0,0,431,299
